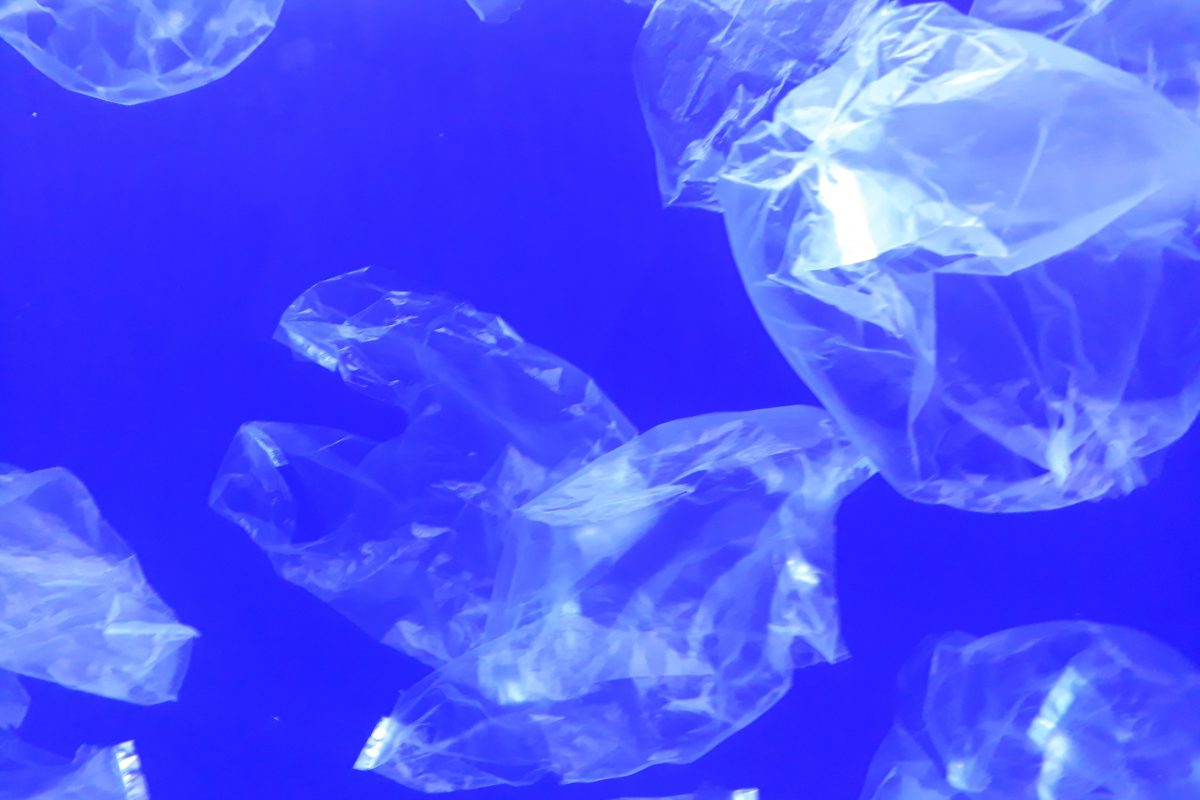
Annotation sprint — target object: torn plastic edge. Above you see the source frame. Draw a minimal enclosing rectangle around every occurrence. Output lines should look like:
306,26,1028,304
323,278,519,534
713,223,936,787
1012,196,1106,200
113,741,150,800
354,717,397,772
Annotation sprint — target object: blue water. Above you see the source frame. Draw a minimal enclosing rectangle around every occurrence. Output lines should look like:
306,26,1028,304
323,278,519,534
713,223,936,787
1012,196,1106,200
1,1,1198,798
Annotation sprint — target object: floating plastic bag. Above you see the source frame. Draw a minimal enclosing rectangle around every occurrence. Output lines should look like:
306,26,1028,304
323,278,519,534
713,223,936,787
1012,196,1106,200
861,622,1200,799
633,0,882,209
0,466,189,797
355,406,873,791
971,0,1200,119
211,267,634,666
0,0,283,104
717,2,1200,511
0,466,196,704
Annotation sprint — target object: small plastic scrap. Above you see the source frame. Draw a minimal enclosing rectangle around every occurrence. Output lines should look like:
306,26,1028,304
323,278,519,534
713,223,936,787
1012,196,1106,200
717,2,1200,511
0,466,196,704
0,0,283,104
861,622,1200,799
971,0,1200,118
355,407,873,792
466,0,524,23
211,267,634,667
0,736,149,800
0,673,29,731
633,0,883,209
616,787,759,800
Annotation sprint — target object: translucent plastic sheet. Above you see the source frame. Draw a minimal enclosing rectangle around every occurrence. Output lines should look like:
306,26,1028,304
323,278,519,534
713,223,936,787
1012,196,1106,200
861,622,1200,799
0,0,283,104
0,737,148,800
211,267,635,667
0,673,29,731
0,468,179,797
632,0,883,209
0,466,196,704
971,0,1200,119
355,407,873,792
717,2,1200,512
0,671,148,799
466,0,524,23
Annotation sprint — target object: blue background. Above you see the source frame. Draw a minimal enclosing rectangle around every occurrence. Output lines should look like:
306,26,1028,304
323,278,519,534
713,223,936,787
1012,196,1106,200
1,1,1197,797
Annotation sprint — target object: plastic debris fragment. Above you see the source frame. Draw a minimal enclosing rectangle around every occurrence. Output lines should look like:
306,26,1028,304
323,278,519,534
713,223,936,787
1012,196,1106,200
0,0,283,104
0,673,29,731
0,736,149,800
211,267,635,667
861,622,1200,799
717,2,1200,512
466,0,524,23
0,466,196,704
616,787,759,800
355,406,873,792
633,0,883,209
971,0,1200,118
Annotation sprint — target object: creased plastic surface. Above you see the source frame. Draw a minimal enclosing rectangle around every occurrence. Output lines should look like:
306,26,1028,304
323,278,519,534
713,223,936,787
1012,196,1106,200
356,407,873,792
0,737,148,800
717,2,1200,512
0,467,196,704
0,0,283,104
633,0,883,209
211,267,635,667
971,0,1200,119
861,622,1200,799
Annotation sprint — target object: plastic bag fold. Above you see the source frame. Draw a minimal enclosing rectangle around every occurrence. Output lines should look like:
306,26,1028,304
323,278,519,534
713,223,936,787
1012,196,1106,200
355,406,873,791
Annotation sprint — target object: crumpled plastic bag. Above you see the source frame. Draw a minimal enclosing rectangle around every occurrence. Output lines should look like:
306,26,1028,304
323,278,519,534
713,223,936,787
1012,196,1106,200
717,2,1200,511
633,0,883,209
355,406,873,792
0,466,192,797
971,0,1200,119
0,0,283,104
211,267,635,667
861,621,1200,799
0,466,196,704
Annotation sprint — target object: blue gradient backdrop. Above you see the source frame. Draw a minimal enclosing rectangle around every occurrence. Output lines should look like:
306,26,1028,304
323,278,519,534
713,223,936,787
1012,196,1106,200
1,1,1197,798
